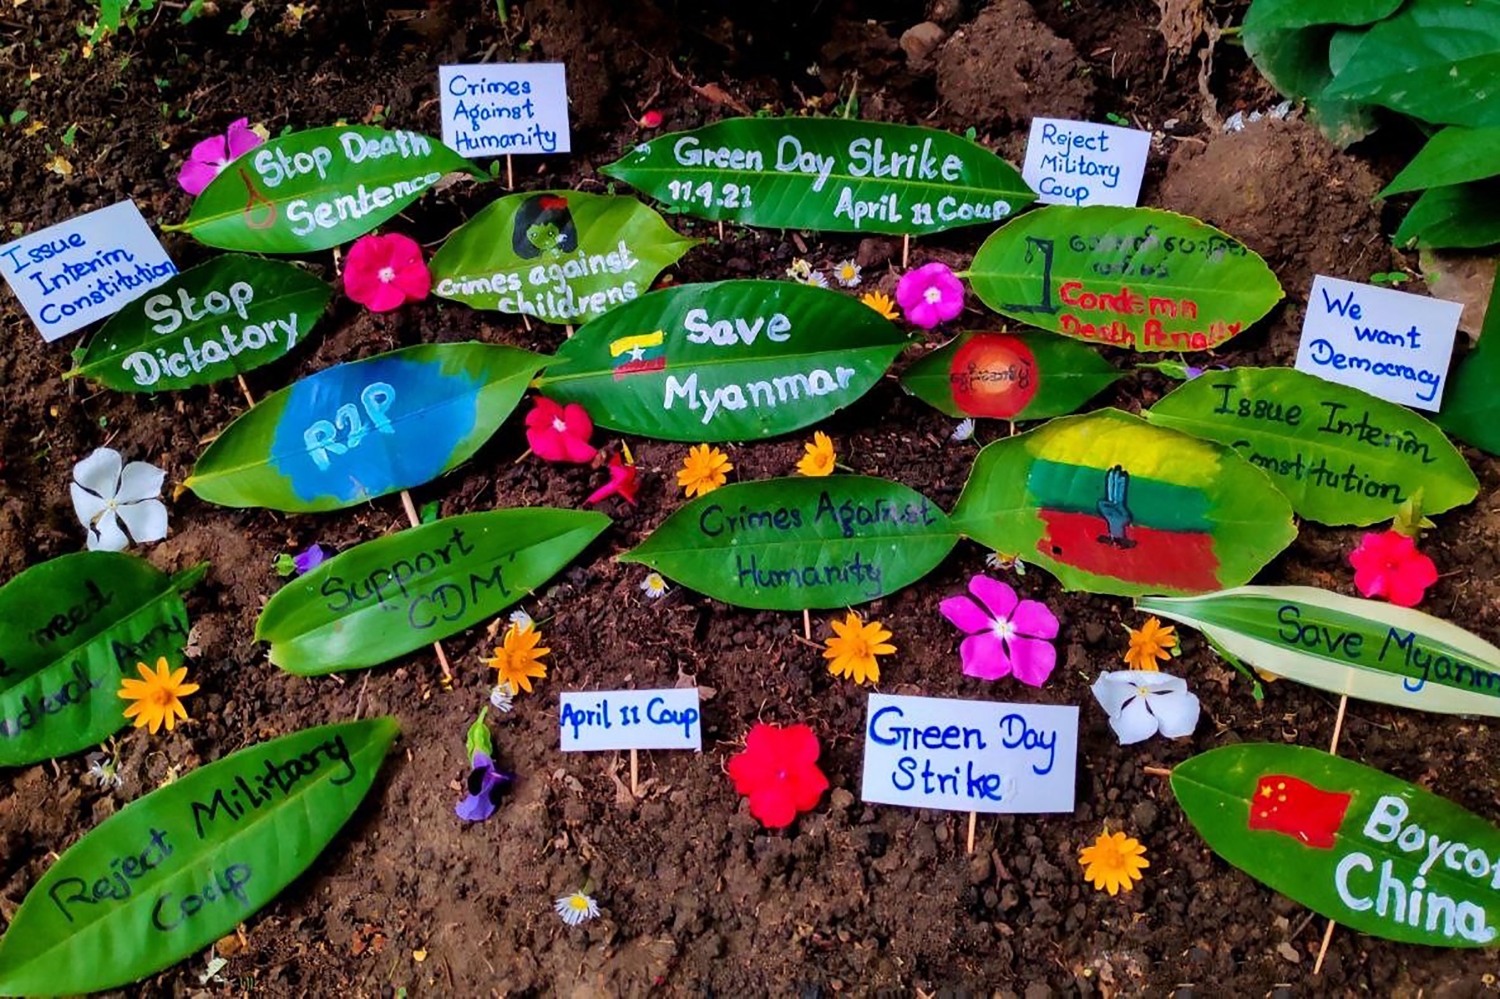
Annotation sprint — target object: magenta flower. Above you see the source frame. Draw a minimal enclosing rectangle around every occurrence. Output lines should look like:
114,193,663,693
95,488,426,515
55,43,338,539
177,118,263,196
940,574,1059,685
343,233,431,313
895,262,965,329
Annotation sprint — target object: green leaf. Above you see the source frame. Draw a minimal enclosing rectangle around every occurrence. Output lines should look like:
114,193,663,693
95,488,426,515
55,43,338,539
429,191,698,325
68,255,332,392
168,126,484,253
1394,182,1500,249
0,717,399,994
1145,367,1476,526
900,331,1122,420
1436,278,1500,454
1324,0,1500,128
949,408,1296,597
1381,127,1500,197
186,342,547,512
0,554,204,769
967,207,1284,353
1173,742,1500,946
1244,0,1403,32
257,509,608,674
601,117,1035,236
536,280,908,442
1241,5,1385,147
1142,585,1500,717
621,476,957,610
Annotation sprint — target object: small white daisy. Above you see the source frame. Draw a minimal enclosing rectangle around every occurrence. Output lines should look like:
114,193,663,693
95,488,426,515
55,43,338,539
785,258,812,281
489,682,515,713
639,572,669,600
509,609,534,631
85,752,122,790
833,259,862,288
950,417,976,442
803,271,830,288
554,891,600,926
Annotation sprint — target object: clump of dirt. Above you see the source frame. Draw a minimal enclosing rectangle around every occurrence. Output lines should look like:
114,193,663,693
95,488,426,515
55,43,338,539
1156,117,1392,304
936,0,1095,131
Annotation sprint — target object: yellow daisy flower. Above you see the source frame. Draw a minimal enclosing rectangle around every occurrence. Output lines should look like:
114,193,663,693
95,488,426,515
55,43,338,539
677,444,733,498
822,611,896,685
1124,616,1177,671
796,431,836,477
1079,829,1149,896
486,622,550,694
860,290,899,321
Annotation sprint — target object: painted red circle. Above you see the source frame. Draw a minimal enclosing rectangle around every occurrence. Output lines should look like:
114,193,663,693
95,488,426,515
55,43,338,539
948,335,1039,418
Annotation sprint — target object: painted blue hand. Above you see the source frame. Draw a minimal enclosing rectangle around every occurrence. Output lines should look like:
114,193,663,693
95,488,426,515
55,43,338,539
1096,465,1137,549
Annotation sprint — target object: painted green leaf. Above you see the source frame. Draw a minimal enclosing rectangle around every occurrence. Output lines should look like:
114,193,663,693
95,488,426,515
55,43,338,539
535,280,908,442
601,117,1035,236
949,408,1296,597
257,508,609,674
1394,182,1500,249
1436,279,1500,455
1173,742,1500,946
68,255,332,393
0,717,398,995
900,331,1121,420
167,126,484,253
968,207,1284,353
186,342,547,512
0,553,204,769
429,191,698,325
1381,127,1500,197
621,476,957,610
1142,586,1500,717
1145,367,1476,526
1324,0,1500,129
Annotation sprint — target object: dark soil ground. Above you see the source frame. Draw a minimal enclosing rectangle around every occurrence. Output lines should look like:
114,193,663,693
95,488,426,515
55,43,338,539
3,0,1500,995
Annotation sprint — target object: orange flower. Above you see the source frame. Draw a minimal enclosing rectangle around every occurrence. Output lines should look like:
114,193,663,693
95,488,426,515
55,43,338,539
677,444,732,498
860,290,899,321
1079,829,1149,895
823,611,896,685
118,657,200,734
796,432,836,477
1123,616,1176,671
486,622,550,694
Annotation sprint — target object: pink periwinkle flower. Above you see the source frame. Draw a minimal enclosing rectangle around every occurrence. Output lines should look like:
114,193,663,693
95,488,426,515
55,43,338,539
1349,529,1438,608
177,117,263,196
343,233,431,313
940,574,1059,685
895,261,965,329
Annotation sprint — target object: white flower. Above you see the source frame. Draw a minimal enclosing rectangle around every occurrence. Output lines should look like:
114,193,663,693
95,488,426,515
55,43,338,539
1091,670,1200,745
785,258,812,281
833,259,862,288
950,418,975,442
489,682,515,713
508,609,534,631
802,271,830,288
639,572,669,600
85,752,122,790
554,891,600,926
70,448,167,552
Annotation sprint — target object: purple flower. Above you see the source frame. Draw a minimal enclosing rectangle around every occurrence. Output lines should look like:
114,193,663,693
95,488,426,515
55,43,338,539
895,262,965,329
940,574,1059,685
177,118,263,196
292,544,326,575
455,751,513,822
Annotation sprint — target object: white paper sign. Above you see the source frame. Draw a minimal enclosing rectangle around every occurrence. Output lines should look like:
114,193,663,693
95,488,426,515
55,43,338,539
439,63,571,159
1022,117,1150,208
1294,275,1461,411
559,688,701,752
0,201,177,342
861,694,1077,814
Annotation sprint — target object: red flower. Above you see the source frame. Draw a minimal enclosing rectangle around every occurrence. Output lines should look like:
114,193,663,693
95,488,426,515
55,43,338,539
524,397,596,464
1349,529,1438,607
639,109,664,129
343,233,431,312
585,453,638,506
727,722,829,829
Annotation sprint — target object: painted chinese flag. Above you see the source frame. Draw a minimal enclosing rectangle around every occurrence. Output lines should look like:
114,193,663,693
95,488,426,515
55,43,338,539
1247,774,1352,849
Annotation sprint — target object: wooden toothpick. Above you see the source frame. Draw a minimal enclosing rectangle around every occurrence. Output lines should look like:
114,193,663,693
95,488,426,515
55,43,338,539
400,490,453,685
236,374,256,409
630,748,639,797
966,811,977,854
1312,693,1351,975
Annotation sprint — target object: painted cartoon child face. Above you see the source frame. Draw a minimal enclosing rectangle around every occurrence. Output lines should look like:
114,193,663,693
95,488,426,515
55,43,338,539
527,222,563,254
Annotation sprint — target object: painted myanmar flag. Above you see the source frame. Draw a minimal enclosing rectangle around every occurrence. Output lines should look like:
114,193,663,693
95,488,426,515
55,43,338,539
610,330,666,380
1023,413,1224,592
1247,773,1352,849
